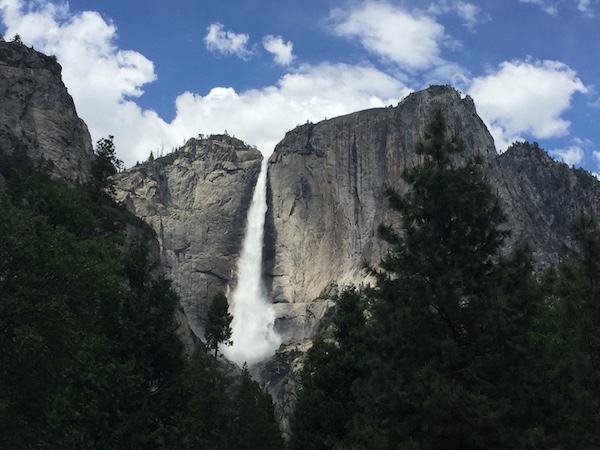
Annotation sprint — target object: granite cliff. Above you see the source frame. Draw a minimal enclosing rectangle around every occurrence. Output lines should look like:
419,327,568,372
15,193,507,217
264,86,600,342
109,85,600,353
265,86,501,339
257,86,600,435
0,40,93,185
113,137,263,336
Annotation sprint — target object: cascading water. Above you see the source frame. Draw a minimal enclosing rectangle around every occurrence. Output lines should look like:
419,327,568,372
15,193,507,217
222,158,282,366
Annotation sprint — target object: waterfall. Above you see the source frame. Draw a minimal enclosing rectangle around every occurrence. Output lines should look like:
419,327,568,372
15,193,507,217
222,158,282,366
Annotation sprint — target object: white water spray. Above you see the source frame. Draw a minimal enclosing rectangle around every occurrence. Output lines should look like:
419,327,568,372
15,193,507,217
222,158,282,366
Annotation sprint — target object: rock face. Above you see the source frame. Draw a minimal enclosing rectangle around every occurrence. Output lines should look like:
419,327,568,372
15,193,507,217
265,86,600,341
113,136,263,336
266,86,502,339
497,141,600,266
0,41,93,184
260,86,600,433
251,339,313,441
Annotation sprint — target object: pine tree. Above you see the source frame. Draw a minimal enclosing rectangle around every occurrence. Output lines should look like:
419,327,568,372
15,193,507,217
205,292,233,361
230,363,283,450
350,107,548,448
91,135,123,190
544,209,600,446
0,152,232,448
289,288,367,449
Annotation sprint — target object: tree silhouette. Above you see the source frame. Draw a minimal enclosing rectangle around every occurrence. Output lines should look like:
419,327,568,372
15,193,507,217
205,292,233,361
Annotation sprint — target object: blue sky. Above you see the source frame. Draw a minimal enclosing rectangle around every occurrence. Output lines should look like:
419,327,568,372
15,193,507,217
1,0,599,175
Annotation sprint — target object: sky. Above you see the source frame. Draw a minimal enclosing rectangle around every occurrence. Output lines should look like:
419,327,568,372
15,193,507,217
1,0,599,176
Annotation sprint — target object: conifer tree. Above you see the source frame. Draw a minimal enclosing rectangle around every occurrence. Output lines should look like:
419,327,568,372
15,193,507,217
289,288,367,449
350,107,548,448
545,209,600,446
230,363,283,450
205,292,233,361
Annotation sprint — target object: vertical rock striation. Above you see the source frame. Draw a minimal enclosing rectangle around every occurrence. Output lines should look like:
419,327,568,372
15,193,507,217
266,86,499,339
496,141,600,266
265,85,600,340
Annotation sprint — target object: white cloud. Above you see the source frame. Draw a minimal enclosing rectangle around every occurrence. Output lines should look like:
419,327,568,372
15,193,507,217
428,1,486,29
594,150,600,170
519,0,558,15
468,59,587,152
424,62,471,92
168,63,409,158
330,2,445,70
262,35,294,66
0,0,410,166
520,0,594,16
204,22,252,59
550,138,589,166
577,0,595,17
0,0,158,155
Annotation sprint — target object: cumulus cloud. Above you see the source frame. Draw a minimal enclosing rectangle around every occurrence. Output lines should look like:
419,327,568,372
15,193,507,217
519,0,558,15
262,35,294,66
0,1,411,166
468,59,587,152
168,63,409,157
330,2,445,69
552,146,584,166
204,22,252,59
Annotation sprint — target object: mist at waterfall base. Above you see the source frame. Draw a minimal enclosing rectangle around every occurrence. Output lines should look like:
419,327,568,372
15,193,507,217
222,159,282,367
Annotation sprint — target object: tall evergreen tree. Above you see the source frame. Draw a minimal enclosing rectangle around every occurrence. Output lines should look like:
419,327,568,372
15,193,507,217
543,209,600,446
289,288,367,449
349,107,549,448
0,152,244,448
205,292,233,361
230,363,284,450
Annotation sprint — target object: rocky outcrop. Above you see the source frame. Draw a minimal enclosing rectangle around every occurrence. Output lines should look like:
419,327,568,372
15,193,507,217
496,141,600,266
113,136,263,337
251,338,313,440
0,41,93,184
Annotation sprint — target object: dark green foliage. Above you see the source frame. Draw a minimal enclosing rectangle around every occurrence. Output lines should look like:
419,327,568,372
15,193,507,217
205,291,233,361
0,152,282,448
230,363,284,450
352,107,551,449
540,210,600,446
290,288,367,449
91,135,123,190
0,155,187,447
